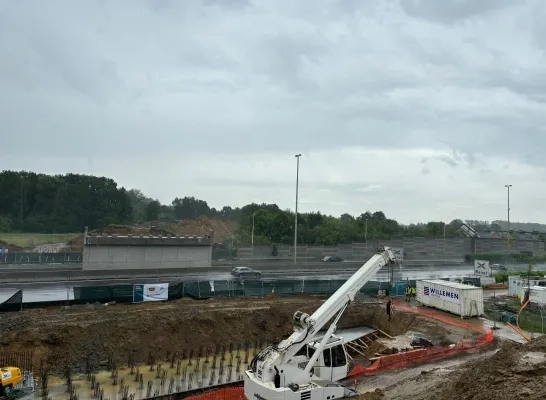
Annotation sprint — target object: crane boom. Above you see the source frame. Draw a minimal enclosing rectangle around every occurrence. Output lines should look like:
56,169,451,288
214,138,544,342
245,246,396,400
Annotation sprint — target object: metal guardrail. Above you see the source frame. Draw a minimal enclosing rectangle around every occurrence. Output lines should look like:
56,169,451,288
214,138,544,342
0,252,466,265
0,252,83,264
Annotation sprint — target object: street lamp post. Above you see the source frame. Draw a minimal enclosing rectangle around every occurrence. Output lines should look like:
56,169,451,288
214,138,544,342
252,212,256,256
294,154,301,265
365,218,369,254
505,184,512,242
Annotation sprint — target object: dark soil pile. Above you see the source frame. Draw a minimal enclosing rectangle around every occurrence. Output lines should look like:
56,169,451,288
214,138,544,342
437,339,546,400
0,296,460,375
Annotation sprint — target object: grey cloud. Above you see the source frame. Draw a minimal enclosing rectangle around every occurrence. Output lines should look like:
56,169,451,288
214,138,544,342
435,155,458,168
400,0,518,24
1,0,546,167
202,0,250,11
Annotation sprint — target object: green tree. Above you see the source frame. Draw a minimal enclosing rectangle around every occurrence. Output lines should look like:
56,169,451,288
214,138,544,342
172,196,211,219
145,200,161,221
0,170,478,243
0,215,12,232
0,170,132,233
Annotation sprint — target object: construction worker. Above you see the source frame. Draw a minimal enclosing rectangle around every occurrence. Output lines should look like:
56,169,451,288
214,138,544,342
405,286,411,302
410,286,416,299
386,296,392,321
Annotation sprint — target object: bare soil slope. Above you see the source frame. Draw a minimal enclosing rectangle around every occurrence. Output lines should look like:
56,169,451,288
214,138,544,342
0,240,22,252
66,216,238,251
437,337,546,400
142,216,238,242
0,297,452,374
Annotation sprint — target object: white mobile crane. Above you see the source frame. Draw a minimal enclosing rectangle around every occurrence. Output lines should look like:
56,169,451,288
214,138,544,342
244,246,396,400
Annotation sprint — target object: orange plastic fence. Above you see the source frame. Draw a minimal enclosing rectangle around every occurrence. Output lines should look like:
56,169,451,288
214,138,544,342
348,299,495,377
184,385,245,400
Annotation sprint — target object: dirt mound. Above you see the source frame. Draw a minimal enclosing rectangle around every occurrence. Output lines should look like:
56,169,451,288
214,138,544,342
92,224,152,236
438,339,546,400
143,216,238,243
65,217,239,251
359,389,386,400
527,335,546,352
0,240,22,252
65,235,84,252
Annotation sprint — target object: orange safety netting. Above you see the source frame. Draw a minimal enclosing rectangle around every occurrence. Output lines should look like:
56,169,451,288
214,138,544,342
184,385,245,400
347,299,495,377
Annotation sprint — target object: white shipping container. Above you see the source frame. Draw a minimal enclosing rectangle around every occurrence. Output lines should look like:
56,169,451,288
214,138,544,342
508,276,521,296
479,276,496,287
416,279,484,317
509,276,546,297
520,286,546,305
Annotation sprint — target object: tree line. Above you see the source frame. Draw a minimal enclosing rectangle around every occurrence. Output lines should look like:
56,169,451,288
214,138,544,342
0,170,537,244
0,171,132,233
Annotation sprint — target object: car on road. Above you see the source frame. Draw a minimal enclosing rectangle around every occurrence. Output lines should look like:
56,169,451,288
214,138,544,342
492,263,507,272
322,255,343,262
231,266,262,278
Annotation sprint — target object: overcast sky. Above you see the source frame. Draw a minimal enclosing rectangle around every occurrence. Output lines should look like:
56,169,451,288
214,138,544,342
2,0,546,224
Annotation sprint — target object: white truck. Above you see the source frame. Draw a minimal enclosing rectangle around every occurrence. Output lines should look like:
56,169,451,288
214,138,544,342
244,246,396,400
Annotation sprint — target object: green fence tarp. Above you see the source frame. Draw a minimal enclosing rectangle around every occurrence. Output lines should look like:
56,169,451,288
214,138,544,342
111,285,134,302
74,286,114,303
0,289,22,312
72,279,411,303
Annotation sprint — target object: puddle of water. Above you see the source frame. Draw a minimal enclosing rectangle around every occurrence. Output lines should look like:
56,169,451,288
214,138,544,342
41,348,258,400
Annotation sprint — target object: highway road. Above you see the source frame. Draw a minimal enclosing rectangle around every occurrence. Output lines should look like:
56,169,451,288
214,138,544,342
1,263,533,290
1,262,539,304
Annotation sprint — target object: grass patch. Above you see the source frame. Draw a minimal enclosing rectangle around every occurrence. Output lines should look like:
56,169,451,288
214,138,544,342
494,270,546,283
0,232,80,248
518,311,546,334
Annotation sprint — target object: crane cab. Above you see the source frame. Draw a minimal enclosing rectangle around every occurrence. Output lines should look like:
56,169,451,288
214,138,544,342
0,367,22,396
297,336,349,382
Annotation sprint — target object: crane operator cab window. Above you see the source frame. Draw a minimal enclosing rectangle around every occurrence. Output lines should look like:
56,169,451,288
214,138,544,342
295,343,348,382
322,345,347,368
298,341,346,382
320,344,348,382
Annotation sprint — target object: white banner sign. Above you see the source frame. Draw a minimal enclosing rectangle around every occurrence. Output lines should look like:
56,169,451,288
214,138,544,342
474,260,491,277
391,248,404,262
133,283,169,303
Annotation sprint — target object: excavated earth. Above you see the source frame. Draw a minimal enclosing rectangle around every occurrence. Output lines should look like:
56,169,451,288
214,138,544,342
6,294,541,400
0,295,453,375
361,336,546,400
